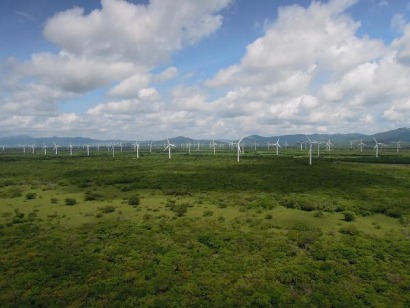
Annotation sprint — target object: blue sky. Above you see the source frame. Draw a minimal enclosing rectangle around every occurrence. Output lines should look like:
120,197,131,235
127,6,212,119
1,0,410,139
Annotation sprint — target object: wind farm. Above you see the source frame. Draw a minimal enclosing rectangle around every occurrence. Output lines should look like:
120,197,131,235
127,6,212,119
1,0,410,306
1,128,410,306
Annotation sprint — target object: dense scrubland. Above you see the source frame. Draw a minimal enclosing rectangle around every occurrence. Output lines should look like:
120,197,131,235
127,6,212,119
0,148,409,306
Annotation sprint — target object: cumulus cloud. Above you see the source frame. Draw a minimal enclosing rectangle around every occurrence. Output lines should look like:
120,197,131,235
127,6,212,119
43,0,231,65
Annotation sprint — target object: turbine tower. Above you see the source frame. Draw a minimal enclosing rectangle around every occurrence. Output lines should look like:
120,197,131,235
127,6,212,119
373,138,385,158
164,138,175,159
357,139,366,153
392,140,401,153
234,136,245,162
273,139,281,156
306,135,319,165
53,142,60,155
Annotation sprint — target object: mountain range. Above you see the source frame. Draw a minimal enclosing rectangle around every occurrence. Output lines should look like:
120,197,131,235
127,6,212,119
0,128,409,147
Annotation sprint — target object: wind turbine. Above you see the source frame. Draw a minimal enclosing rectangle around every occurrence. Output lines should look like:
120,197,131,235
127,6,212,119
210,139,217,154
187,143,191,154
119,142,123,152
325,139,333,151
164,138,175,159
306,135,319,165
273,139,281,156
392,140,402,153
111,144,115,157
42,144,47,155
68,144,73,156
357,139,366,153
298,141,305,151
284,141,289,149
86,144,90,156
234,136,245,162
30,144,35,154
53,142,60,155
149,142,153,153
373,138,386,158
1,145,5,151
135,142,140,159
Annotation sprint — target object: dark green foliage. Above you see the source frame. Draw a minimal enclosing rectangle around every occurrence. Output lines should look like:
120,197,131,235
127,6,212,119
84,191,103,201
166,202,190,217
50,197,59,204
343,211,356,222
202,210,214,217
25,192,37,200
99,205,116,213
64,198,77,206
128,195,140,206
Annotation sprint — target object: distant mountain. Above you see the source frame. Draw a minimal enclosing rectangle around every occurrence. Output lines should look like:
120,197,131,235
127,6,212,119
0,128,409,147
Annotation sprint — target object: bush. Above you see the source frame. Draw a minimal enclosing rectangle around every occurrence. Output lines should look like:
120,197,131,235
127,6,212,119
265,214,273,220
128,195,141,206
343,211,355,222
50,197,59,204
171,203,189,217
99,205,116,213
65,198,77,206
25,192,37,200
84,191,103,201
203,210,214,217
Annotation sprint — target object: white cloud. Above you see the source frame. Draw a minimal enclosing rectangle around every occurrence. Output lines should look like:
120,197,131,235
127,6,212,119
43,0,231,65
156,67,178,81
108,73,151,97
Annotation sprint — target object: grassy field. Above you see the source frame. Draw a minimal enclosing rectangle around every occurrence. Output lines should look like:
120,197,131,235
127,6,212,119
0,148,409,306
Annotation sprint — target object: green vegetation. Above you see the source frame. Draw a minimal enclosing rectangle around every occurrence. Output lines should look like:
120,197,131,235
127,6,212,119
0,148,409,306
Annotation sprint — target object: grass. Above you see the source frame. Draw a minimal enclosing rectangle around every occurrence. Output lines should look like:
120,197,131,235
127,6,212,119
0,148,409,306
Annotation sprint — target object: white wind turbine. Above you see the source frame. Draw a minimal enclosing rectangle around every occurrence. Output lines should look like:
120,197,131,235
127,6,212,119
111,144,115,157
86,144,90,156
135,142,140,159
22,145,26,153
187,143,191,154
149,142,153,153
234,136,245,162
284,141,289,148
30,144,35,154
119,142,123,152
306,135,319,165
392,140,401,153
357,139,366,153
43,144,47,155
210,139,217,154
298,141,305,151
69,144,73,156
164,138,175,159
273,139,281,156
53,142,60,155
1,145,5,151
325,139,333,151
373,138,386,158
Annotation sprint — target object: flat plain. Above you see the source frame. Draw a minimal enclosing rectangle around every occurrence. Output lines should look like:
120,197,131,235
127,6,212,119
0,147,409,306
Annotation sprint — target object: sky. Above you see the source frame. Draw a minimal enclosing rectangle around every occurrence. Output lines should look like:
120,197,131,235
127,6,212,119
1,0,410,140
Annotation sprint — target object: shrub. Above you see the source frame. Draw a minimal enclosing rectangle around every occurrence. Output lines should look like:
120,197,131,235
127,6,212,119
128,195,141,206
172,203,189,217
50,197,59,204
25,192,37,200
65,198,77,206
84,191,103,201
265,214,273,219
343,211,355,222
203,210,214,217
99,205,116,213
